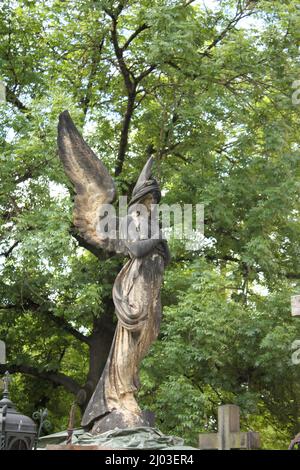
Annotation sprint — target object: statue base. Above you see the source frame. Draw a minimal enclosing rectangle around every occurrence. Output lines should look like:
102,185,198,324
38,426,196,450
91,409,152,435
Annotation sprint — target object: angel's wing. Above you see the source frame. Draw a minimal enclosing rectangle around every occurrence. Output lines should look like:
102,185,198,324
58,110,116,248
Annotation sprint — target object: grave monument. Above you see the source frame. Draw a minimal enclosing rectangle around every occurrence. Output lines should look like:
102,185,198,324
58,111,170,435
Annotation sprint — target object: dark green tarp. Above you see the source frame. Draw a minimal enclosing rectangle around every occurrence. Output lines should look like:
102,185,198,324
38,426,197,450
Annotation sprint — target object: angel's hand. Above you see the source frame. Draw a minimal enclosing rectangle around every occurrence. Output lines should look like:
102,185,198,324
125,237,161,258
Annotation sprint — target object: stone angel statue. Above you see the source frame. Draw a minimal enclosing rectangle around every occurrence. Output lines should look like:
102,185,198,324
58,111,170,435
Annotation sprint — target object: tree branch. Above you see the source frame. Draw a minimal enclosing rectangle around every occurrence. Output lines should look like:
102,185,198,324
108,15,137,176
285,273,300,280
5,86,30,114
136,64,157,84
41,308,91,344
119,0,195,52
19,285,91,345
80,38,105,116
110,15,135,94
115,92,136,176
0,363,81,396
122,23,149,50
201,6,256,58
107,10,158,176
0,240,20,258
183,0,198,6
70,228,114,261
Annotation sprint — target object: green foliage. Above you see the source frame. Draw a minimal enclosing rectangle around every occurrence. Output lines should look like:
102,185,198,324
0,0,300,449
140,259,300,446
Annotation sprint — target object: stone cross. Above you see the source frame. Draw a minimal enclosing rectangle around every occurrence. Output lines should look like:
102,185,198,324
199,405,260,450
2,371,11,396
0,340,5,364
0,81,5,103
291,295,300,317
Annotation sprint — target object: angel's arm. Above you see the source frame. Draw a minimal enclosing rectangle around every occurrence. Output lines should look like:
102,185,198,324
125,237,161,258
124,223,170,262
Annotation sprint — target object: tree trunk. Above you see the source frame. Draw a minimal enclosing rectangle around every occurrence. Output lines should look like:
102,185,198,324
77,312,116,412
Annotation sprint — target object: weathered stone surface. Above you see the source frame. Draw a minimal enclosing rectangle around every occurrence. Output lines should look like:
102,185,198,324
199,405,260,450
91,409,150,435
58,112,170,434
0,340,5,364
291,295,300,316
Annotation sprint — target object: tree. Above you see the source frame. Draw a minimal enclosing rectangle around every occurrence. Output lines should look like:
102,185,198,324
0,0,299,447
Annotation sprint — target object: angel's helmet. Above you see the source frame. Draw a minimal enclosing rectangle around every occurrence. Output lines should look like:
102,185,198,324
128,156,161,206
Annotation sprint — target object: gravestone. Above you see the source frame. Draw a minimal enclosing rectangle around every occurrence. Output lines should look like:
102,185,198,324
291,295,300,317
291,295,300,442
199,404,260,450
0,81,5,103
0,340,5,364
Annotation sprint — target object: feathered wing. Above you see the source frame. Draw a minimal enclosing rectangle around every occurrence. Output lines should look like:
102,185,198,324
58,110,116,249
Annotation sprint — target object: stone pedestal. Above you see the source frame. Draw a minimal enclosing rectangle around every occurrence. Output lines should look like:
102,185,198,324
46,444,116,450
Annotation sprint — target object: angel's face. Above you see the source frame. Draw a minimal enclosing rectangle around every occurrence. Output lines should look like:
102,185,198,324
140,193,154,211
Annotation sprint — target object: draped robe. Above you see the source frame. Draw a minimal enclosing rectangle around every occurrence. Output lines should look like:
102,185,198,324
81,215,169,431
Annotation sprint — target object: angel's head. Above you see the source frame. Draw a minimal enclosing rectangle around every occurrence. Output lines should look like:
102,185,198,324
129,157,161,208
